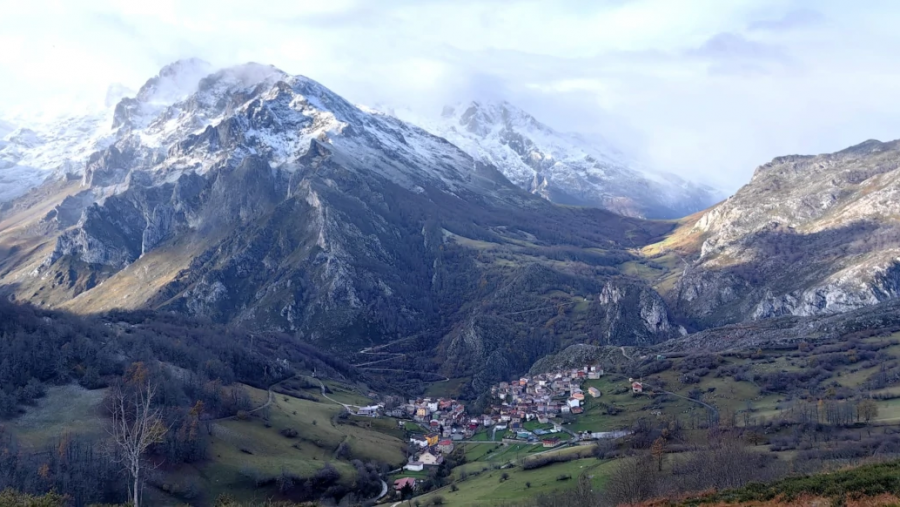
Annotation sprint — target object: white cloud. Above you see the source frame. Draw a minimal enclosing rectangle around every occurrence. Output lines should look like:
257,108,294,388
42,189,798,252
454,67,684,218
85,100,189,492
1,0,899,191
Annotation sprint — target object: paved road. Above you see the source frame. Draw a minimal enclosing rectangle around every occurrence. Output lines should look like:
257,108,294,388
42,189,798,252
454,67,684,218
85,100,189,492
371,479,388,503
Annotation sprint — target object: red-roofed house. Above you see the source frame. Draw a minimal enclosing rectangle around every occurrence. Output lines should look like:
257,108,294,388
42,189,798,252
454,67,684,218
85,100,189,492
438,439,455,454
394,477,417,491
542,438,561,448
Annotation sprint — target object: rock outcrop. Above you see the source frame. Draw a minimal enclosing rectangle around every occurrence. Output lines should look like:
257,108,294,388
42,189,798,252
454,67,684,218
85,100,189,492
672,139,900,327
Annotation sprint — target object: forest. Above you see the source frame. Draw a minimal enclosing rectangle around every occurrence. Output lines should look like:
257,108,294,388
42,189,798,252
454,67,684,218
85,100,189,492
0,300,363,505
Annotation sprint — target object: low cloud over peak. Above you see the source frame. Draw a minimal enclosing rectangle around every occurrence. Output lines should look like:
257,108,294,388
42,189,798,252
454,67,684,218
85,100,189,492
2,0,899,192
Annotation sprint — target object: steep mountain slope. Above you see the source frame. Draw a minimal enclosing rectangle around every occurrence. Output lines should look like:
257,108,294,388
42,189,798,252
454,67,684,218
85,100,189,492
0,61,679,391
390,101,721,219
655,139,900,328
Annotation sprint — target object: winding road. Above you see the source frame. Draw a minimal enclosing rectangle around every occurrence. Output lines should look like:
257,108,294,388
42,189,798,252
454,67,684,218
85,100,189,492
371,478,388,503
314,378,362,410
662,389,719,419
209,376,289,423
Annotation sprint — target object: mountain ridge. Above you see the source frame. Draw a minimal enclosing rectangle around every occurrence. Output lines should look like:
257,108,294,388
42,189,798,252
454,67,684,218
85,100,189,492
387,99,723,219
639,138,900,329
0,61,680,393
6,59,900,391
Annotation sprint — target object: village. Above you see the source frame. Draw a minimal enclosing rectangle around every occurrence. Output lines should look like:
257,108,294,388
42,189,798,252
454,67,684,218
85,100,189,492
357,365,642,493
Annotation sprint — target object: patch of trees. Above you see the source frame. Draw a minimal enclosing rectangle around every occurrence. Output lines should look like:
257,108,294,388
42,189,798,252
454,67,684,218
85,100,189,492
753,368,832,394
675,354,723,373
0,300,354,419
522,449,593,470
0,429,125,505
0,301,370,504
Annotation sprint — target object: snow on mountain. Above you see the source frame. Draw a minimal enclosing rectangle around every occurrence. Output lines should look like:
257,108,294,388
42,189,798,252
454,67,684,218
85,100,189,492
90,62,515,200
0,119,13,140
2,59,717,219
1,60,520,211
387,100,722,219
0,59,215,204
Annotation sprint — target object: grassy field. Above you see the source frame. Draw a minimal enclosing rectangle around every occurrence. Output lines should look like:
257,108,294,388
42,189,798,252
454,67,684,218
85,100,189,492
562,334,900,433
320,380,374,406
167,384,406,503
415,457,619,507
567,375,678,433
459,442,550,465
425,377,471,399
8,384,108,447
4,379,409,505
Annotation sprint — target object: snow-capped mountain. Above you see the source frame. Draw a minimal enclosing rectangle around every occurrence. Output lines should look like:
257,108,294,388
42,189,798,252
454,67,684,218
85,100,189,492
0,58,215,204
389,101,722,219
0,60,675,386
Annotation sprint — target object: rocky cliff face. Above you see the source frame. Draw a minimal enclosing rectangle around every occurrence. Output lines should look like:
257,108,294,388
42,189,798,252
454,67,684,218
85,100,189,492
0,61,677,388
391,101,722,219
598,281,684,342
671,139,900,327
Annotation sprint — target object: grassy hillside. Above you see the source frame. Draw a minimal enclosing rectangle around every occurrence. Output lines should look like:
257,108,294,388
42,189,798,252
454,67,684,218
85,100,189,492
165,380,408,504
4,377,406,506
538,331,900,439
668,459,900,506
414,453,618,507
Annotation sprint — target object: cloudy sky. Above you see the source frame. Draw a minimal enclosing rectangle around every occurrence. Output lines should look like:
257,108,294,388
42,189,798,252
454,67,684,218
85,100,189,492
1,0,899,191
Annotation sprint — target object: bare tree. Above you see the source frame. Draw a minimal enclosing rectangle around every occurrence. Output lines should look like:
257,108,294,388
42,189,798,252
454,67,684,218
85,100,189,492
651,436,666,471
108,364,168,507
859,398,879,424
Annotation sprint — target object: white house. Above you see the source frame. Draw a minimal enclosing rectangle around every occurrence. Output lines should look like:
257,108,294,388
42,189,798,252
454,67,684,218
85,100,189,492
419,451,441,466
567,397,581,408
410,436,429,448
427,401,439,413
404,462,424,472
358,406,380,417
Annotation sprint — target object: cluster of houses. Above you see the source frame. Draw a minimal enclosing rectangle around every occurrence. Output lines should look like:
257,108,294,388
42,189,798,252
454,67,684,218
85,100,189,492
399,397,473,472
389,365,646,492
400,397,470,437
485,365,606,426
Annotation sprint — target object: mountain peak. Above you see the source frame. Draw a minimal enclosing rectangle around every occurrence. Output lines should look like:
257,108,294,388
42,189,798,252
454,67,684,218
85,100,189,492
135,58,215,105
198,62,288,92
837,138,889,156
442,100,545,137
397,99,720,218
104,83,135,108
